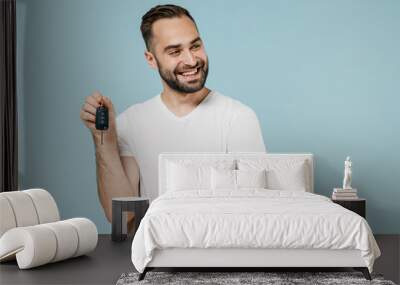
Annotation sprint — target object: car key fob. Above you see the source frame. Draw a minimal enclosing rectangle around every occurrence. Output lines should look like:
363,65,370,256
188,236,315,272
95,100,108,144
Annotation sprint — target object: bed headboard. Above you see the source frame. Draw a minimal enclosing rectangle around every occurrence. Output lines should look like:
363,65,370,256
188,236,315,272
158,152,314,195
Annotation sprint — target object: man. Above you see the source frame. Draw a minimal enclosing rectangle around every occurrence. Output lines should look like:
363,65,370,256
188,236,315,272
80,4,266,228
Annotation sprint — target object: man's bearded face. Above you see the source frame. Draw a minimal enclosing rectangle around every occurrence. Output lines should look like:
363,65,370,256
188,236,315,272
155,55,209,93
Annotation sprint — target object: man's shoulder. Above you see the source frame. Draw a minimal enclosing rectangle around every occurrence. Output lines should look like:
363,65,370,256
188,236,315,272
213,91,255,115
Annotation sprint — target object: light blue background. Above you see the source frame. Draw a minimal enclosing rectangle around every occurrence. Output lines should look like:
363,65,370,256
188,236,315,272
16,0,399,234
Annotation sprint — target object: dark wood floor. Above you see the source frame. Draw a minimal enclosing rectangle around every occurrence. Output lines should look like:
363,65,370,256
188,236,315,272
0,235,399,285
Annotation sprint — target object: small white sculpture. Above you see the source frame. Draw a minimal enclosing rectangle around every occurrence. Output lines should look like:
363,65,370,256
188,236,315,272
342,156,352,189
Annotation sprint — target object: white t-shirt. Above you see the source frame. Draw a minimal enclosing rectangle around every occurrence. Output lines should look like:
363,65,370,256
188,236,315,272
116,90,266,202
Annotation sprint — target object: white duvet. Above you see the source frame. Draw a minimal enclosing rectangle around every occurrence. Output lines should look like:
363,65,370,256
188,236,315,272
131,189,380,273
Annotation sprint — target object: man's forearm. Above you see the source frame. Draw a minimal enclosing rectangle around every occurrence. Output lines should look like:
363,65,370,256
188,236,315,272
94,143,137,223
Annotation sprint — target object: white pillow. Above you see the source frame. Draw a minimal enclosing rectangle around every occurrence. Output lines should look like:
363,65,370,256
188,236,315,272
237,158,309,191
237,169,267,188
166,159,235,191
211,168,236,189
211,168,267,190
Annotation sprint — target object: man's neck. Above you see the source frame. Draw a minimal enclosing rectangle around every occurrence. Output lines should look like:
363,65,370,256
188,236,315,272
160,87,211,117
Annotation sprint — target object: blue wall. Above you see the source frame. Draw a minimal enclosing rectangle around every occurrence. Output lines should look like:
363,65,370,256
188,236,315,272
16,0,400,234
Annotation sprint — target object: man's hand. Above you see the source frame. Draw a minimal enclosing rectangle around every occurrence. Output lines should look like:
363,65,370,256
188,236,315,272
80,91,118,146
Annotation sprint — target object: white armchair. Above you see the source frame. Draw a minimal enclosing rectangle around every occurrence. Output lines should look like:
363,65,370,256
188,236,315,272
0,188,98,269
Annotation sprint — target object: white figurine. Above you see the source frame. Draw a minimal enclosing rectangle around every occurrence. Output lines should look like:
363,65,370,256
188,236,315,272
342,156,352,190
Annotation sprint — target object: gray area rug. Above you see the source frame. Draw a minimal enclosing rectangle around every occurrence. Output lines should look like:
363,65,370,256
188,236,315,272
116,271,396,285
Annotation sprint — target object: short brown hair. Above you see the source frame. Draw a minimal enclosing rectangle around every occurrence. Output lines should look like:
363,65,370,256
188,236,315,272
140,4,197,51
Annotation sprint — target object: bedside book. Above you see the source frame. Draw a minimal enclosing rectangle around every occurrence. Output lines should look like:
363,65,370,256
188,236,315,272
332,195,359,200
333,188,357,193
332,188,359,200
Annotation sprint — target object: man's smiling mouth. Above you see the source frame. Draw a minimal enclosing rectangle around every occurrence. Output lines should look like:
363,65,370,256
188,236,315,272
177,67,201,81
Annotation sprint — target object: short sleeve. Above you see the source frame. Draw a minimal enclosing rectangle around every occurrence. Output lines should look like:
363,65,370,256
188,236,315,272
115,112,135,157
226,107,267,153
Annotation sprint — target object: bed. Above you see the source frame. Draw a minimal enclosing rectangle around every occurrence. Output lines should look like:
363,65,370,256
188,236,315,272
130,152,381,281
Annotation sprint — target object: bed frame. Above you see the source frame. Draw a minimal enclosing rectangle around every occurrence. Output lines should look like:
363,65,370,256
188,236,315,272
141,248,371,280
138,152,372,281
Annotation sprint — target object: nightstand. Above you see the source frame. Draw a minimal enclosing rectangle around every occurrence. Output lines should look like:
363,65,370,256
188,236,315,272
112,197,149,242
332,198,366,218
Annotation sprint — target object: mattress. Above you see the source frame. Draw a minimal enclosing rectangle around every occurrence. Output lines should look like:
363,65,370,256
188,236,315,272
131,189,380,273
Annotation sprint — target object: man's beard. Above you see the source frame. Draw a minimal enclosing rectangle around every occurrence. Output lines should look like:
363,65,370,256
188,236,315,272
155,57,209,93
